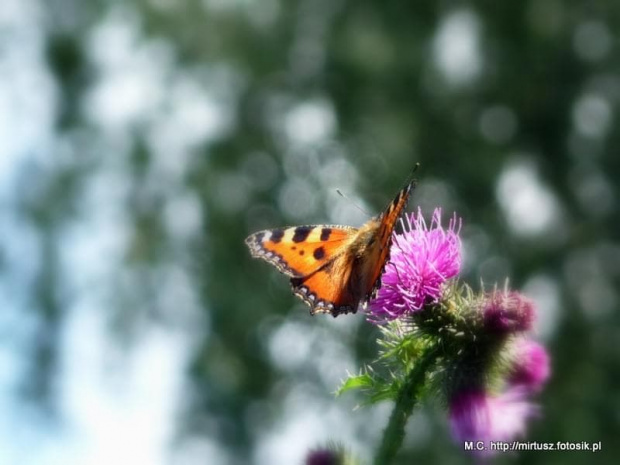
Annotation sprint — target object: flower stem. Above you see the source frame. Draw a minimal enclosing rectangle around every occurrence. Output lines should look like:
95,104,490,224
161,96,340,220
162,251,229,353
373,346,439,465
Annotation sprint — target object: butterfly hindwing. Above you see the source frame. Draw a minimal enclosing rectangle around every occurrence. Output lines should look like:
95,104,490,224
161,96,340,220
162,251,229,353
290,249,359,315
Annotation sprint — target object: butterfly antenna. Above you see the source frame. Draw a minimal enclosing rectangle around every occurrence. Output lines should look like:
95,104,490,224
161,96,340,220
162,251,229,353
406,162,421,187
336,189,371,216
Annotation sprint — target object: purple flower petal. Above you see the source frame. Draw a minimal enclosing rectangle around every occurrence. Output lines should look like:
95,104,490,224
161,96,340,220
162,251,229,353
449,387,538,456
510,339,551,392
305,448,341,465
369,208,462,321
483,291,535,334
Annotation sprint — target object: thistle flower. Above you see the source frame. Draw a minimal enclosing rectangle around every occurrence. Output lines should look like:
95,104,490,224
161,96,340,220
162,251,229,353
338,206,551,463
305,449,341,465
444,287,550,454
482,291,535,334
369,208,461,321
449,387,538,455
509,339,551,392
305,443,357,465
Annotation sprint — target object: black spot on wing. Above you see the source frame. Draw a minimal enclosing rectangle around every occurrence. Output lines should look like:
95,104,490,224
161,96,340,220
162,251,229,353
320,228,332,241
270,229,284,243
313,247,325,260
292,226,312,243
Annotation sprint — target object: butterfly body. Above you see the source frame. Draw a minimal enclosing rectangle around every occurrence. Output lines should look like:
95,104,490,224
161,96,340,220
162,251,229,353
245,179,415,317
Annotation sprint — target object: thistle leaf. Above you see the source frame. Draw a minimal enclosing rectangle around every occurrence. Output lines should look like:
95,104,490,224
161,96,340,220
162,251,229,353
336,373,374,396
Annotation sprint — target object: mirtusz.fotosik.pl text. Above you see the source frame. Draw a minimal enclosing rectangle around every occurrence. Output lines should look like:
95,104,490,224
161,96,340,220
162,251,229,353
464,441,602,453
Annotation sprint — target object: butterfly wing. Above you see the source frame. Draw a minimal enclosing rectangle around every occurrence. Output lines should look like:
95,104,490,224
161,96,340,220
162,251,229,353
245,225,356,277
245,177,416,317
246,225,362,315
308,178,415,315
364,178,416,298
290,253,357,315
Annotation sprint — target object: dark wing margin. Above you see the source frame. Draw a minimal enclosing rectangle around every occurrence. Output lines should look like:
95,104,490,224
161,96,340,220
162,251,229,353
290,258,358,317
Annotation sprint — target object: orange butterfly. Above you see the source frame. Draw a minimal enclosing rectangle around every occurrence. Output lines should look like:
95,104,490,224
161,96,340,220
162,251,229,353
245,177,416,317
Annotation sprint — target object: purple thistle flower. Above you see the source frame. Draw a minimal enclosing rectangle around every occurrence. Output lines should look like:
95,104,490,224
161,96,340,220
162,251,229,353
509,339,551,392
369,208,461,321
305,448,341,465
449,387,538,456
446,294,550,457
483,291,535,334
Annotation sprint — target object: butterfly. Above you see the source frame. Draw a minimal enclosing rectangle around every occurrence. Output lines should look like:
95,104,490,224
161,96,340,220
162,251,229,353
245,177,416,317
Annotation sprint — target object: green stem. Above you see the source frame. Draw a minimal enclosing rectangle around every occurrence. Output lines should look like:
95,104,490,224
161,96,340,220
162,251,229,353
373,346,440,465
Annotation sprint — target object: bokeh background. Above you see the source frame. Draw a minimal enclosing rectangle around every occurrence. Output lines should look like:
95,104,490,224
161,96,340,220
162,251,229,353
1,0,618,464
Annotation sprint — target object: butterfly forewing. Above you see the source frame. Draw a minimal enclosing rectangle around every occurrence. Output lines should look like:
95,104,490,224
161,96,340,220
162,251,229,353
245,225,356,277
367,179,415,297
